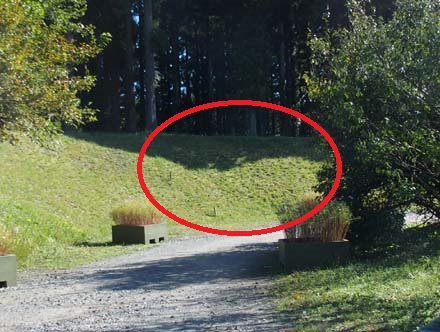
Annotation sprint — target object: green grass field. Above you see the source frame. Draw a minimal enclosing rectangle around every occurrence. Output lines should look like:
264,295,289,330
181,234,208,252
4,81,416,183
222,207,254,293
0,132,324,269
274,224,440,331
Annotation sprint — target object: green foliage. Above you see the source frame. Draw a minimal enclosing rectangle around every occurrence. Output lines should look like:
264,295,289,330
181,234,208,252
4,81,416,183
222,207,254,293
280,195,352,242
0,0,106,141
275,224,440,331
306,0,440,243
112,201,163,226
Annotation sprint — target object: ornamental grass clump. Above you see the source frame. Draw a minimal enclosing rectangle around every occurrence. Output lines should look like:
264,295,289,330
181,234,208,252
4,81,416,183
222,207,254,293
0,227,12,256
280,195,352,242
112,201,162,226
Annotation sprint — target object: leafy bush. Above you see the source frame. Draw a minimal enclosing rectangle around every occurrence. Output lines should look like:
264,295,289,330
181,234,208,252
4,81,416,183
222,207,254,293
348,210,405,248
280,195,352,242
0,0,108,141
112,201,162,226
306,0,440,244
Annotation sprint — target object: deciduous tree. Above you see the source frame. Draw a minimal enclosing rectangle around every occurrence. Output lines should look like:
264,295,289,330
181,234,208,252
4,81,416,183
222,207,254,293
0,0,106,141
307,0,439,243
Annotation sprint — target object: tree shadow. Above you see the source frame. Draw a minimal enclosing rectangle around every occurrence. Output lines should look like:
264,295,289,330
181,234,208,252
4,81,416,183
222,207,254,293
82,241,280,292
102,309,292,332
356,223,440,264
74,241,116,247
68,131,326,171
67,131,147,153
75,240,294,331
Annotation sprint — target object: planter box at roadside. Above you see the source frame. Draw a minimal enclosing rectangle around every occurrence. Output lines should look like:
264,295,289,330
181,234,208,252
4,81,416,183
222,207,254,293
112,223,167,245
0,255,17,287
279,239,350,270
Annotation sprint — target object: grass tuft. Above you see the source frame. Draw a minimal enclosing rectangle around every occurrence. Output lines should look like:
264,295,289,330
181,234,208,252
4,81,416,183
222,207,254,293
280,195,352,242
112,201,162,226
0,226,12,256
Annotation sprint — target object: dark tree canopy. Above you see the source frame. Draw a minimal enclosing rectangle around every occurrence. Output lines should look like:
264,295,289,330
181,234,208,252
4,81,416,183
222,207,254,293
307,0,440,243
83,0,391,135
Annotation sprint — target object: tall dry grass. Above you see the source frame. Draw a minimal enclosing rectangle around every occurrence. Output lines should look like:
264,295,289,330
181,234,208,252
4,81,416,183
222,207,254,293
112,201,163,226
280,195,352,242
0,227,12,256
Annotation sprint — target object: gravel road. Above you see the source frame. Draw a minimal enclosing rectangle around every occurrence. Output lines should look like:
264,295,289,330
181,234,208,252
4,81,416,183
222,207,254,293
0,232,294,332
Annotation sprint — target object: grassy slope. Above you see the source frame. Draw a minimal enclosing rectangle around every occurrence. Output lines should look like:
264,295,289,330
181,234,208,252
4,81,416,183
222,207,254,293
275,224,440,331
0,132,323,268
145,134,324,230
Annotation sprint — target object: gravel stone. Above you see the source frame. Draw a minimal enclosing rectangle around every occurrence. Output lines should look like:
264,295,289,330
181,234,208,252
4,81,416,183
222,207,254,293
0,232,293,331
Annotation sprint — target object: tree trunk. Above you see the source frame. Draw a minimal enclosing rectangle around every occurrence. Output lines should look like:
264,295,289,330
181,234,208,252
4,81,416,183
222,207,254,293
206,56,215,134
249,109,257,136
170,31,181,118
279,21,287,107
123,0,136,132
138,0,146,130
104,41,121,132
279,16,290,136
143,0,157,131
216,31,228,134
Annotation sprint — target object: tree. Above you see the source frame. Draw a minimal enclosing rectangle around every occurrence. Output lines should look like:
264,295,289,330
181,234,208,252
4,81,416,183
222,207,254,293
306,0,439,243
122,0,137,133
78,0,361,136
231,10,272,136
0,0,105,141
142,0,157,131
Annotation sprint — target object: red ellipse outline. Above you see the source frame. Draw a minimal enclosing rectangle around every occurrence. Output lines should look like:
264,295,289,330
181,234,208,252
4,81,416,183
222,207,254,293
137,100,342,237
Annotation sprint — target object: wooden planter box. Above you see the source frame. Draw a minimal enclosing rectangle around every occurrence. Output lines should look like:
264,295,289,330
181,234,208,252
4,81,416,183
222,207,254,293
0,254,17,287
279,239,350,271
112,223,167,245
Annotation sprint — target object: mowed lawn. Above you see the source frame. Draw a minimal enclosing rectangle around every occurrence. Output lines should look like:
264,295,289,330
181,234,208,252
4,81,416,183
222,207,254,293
0,132,325,269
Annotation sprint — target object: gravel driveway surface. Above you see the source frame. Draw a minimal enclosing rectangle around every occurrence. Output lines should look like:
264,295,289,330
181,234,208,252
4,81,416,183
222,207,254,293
0,232,293,332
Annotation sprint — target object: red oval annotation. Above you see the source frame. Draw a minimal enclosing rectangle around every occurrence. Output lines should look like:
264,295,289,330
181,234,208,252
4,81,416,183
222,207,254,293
137,100,342,237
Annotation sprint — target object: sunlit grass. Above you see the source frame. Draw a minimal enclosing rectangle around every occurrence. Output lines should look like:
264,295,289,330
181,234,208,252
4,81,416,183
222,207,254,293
0,132,324,268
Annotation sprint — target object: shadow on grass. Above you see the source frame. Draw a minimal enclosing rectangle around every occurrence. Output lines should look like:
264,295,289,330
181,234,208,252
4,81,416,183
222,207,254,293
68,131,325,171
74,241,140,248
356,223,440,264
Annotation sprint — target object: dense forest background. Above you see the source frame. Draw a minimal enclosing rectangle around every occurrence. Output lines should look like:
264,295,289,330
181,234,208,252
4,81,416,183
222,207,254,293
82,0,394,136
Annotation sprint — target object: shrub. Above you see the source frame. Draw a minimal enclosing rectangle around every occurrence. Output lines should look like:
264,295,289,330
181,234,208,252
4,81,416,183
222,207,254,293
348,210,404,248
307,0,440,244
0,0,107,142
111,201,162,226
280,195,352,242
